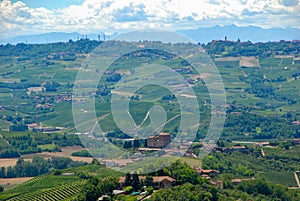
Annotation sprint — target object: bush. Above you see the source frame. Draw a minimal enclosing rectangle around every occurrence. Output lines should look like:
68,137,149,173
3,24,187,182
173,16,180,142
123,186,133,194
71,150,92,157
53,170,62,176
146,187,154,195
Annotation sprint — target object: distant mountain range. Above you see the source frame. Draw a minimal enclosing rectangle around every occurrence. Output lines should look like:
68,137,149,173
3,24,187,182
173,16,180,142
1,25,299,44
178,25,300,43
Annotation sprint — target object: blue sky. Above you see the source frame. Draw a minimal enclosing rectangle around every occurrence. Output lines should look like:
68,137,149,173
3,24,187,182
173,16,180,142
1,0,299,38
11,0,84,9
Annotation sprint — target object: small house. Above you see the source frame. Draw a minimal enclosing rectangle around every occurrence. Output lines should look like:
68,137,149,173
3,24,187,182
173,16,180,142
119,176,176,189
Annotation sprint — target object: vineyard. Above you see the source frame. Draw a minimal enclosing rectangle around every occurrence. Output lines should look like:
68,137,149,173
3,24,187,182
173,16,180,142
259,171,297,187
0,174,84,201
7,180,86,201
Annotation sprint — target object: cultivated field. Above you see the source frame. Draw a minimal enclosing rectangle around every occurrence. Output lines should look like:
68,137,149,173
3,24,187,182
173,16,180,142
214,57,240,61
239,56,260,68
22,146,94,163
0,177,33,190
0,146,93,168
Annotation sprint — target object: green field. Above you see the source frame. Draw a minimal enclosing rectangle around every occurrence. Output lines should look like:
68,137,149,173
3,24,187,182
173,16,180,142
6,181,86,201
0,164,124,200
37,144,57,151
0,42,299,139
0,136,11,149
0,174,83,201
260,171,297,187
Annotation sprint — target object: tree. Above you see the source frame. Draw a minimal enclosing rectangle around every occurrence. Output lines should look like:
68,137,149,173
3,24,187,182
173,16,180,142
98,177,119,200
144,176,154,187
133,139,140,148
167,160,199,185
9,124,28,132
125,173,132,187
132,172,140,191
123,186,133,194
106,73,121,82
0,185,3,193
150,183,214,201
123,141,132,149
83,183,100,201
51,157,72,169
237,178,272,196
221,174,233,189
217,140,225,147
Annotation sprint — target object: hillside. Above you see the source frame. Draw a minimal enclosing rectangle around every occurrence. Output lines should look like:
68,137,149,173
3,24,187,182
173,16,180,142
0,39,299,141
0,38,299,200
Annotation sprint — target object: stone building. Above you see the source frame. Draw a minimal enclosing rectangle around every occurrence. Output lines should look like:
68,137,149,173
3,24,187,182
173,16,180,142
147,133,171,148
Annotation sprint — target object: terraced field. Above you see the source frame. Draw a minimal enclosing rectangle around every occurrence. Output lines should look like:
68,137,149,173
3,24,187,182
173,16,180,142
0,174,84,201
7,180,86,201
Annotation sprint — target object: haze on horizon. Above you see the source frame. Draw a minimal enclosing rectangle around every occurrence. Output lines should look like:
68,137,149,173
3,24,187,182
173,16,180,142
0,0,300,39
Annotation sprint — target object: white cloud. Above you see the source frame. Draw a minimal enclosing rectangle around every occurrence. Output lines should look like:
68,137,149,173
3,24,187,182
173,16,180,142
0,0,299,38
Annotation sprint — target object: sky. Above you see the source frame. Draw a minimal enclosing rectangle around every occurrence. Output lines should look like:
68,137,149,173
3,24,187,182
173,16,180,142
1,0,300,39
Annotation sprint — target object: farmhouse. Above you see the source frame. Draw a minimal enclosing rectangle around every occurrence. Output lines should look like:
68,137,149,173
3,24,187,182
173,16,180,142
147,133,171,148
119,176,176,189
153,176,176,188
32,126,63,132
293,121,300,125
193,167,220,178
255,142,270,147
27,123,39,130
230,145,246,151
231,178,256,186
210,180,224,189
292,139,300,145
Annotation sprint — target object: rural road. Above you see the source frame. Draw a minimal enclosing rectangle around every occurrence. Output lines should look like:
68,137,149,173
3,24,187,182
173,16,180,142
294,172,300,188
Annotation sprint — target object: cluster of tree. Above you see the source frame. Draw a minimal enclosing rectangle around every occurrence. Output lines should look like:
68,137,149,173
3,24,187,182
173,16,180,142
239,69,275,98
9,124,28,132
0,81,40,90
223,112,299,139
78,176,119,201
148,178,300,201
2,131,82,155
106,73,121,83
96,85,110,96
71,150,92,157
143,159,299,201
121,48,175,61
162,94,176,101
202,144,300,174
0,148,20,158
203,40,300,57
163,160,204,185
44,81,61,92
148,183,218,201
0,156,87,178
1,116,28,131
106,129,131,139
123,139,146,149
236,178,299,201
0,39,101,58
123,172,144,191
